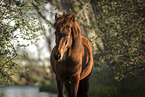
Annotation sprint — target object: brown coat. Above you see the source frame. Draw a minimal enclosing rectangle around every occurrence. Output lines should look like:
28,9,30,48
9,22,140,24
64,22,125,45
50,13,93,97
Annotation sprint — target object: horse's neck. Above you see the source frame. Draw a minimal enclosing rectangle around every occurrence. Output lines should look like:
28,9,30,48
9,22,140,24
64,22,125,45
68,22,83,57
73,22,83,52
73,37,83,51
70,36,83,58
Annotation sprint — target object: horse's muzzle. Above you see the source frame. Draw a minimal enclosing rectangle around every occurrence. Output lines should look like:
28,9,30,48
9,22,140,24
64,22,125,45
54,53,61,61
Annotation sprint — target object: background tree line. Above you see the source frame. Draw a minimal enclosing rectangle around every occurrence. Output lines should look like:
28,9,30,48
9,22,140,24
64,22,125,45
0,0,145,96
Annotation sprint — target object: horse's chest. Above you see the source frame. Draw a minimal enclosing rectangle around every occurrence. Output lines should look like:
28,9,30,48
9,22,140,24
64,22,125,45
56,62,81,80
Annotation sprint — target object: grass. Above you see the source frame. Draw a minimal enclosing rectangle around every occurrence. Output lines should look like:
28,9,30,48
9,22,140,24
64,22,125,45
89,83,117,97
39,82,58,93
117,74,145,97
12,64,145,97
0,89,1,97
89,67,145,97
40,66,119,97
89,67,118,97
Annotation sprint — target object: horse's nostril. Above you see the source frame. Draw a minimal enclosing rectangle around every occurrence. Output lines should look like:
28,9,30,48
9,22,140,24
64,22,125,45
57,53,61,59
54,53,61,61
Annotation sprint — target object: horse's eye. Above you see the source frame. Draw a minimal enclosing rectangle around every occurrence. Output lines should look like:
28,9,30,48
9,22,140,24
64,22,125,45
66,34,69,36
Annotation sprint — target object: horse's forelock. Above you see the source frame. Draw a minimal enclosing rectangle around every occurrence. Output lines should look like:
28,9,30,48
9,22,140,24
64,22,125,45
55,13,75,27
54,13,81,39
55,18,72,31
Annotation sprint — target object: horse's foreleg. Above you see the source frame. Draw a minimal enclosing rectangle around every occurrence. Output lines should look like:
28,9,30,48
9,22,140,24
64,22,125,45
56,77,64,97
65,81,72,97
71,76,80,97
78,73,91,97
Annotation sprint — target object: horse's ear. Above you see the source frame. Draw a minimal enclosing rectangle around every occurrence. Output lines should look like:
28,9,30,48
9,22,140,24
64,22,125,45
55,13,58,20
71,13,75,22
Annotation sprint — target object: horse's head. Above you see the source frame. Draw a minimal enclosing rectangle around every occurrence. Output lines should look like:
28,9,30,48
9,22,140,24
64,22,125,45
53,13,76,61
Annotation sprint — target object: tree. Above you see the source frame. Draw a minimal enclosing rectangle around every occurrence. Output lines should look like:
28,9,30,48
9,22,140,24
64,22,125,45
0,0,54,85
47,0,101,50
91,0,145,80
47,0,145,80
0,0,99,84
1,0,144,85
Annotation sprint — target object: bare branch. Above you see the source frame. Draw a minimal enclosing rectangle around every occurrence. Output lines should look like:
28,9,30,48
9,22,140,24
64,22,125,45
32,2,53,26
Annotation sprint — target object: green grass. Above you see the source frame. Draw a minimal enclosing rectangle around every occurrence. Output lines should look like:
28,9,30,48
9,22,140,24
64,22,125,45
89,83,117,97
39,80,58,93
40,67,118,97
117,74,145,97
0,89,1,97
16,65,145,97
89,67,118,97
89,67,145,97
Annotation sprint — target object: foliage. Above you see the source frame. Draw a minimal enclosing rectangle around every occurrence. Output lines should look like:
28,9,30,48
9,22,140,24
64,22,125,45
0,55,19,85
0,0,53,85
92,0,145,80
0,1,145,97
0,0,42,47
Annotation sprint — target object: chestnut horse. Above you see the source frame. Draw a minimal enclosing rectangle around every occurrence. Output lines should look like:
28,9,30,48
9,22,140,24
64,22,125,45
50,13,93,97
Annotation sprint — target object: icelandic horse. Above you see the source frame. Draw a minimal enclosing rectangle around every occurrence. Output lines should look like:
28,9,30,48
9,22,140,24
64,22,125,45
50,13,93,97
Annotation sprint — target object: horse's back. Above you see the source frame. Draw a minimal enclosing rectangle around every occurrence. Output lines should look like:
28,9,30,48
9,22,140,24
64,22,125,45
80,36,93,80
